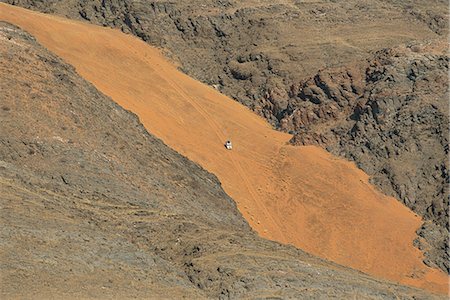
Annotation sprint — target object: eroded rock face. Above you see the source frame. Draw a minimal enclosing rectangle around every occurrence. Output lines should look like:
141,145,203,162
280,65,365,137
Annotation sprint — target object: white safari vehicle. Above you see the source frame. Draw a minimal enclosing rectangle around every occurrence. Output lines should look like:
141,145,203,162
225,140,233,150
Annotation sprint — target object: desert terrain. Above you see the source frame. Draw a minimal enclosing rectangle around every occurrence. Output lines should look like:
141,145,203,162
5,0,448,274
0,3,447,295
2,17,446,299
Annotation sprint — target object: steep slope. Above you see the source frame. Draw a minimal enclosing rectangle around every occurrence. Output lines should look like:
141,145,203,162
3,21,441,299
3,0,449,278
1,5,447,294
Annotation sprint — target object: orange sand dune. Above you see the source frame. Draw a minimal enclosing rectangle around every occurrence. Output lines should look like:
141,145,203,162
1,3,447,294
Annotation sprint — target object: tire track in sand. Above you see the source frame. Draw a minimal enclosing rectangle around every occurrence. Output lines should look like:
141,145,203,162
154,64,287,241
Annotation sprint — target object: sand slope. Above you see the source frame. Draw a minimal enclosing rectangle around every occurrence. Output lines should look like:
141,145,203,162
1,3,447,294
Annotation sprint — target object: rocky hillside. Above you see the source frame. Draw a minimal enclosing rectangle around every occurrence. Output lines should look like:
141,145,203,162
3,0,449,272
3,0,448,274
3,22,443,299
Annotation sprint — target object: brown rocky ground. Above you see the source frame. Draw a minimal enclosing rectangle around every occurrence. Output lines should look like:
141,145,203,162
2,21,444,299
3,0,448,275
